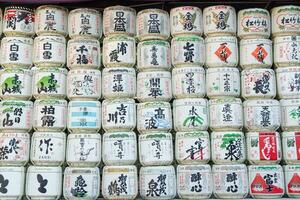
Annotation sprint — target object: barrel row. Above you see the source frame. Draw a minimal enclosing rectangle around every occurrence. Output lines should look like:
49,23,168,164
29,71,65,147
0,5,300,38
1,164,299,199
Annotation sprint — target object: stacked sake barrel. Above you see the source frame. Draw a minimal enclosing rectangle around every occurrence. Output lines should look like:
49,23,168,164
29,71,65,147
135,8,175,200
101,6,138,200
272,5,300,199
170,6,211,199
0,6,34,200
65,8,102,200
203,5,248,199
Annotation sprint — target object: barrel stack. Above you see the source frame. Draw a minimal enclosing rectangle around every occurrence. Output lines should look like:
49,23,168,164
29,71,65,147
0,6,35,200
272,5,300,199
101,5,138,200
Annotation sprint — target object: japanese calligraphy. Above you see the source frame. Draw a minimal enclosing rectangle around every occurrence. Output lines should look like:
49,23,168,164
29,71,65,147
289,73,300,92
179,12,196,31
0,174,8,194
114,11,126,32
150,46,159,65
151,139,162,159
185,138,205,160
260,106,271,127
107,104,127,124
222,104,232,122
183,106,203,127
40,105,55,127
148,14,160,33
109,42,128,63
76,138,94,161
39,138,53,155
37,73,58,94
0,138,20,160
2,74,22,95
79,14,91,35
191,172,202,192
145,107,165,129
226,172,238,193
108,174,128,196
263,173,278,192
113,74,124,92
146,174,167,197
148,78,162,98
43,42,52,60
37,174,48,193
183,42,194,63
185,72,195,94
72,75,95,96
223,73,231,92
9,43,19,61
44,10,56,31
76,45,89,64
2,107,23,127
114,140,124,159
71,175,87,197
212,11,230,30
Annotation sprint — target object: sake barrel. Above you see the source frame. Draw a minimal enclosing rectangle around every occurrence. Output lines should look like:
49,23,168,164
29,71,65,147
67,69,101,100
0,132,30,166
246,132,282,164
276,66,300,99
237,8,270,39
32,67,67,99
66,133,101,167
137,71,172,102
248,165,284,198
271,5,300,37
203,5,236,36
102,131,137,165
0,166,25,200
209,98,243,131
139,166,176,200
63,167,100,200
172,66,205,99
282,131,300,164
137,101,172,134
103,5,136,37
274,35,300,67
284,165,300,198
26,166,62,200
33,99,67,132
171,35,205,67
67,38,101,69
102,67,136,99
67,100,101,133
206,67,240,98
68,8,102,39
0,100,32,133
0,68,32,100
102,98,136,132
139,132,173,166
241,68,276,99
177,164,212,199
211,131,246,164
33,35,66,68
30,131,66,166
35,5,68,36
0,8,2,36
205,36,238,68
240,38,273,69
103,35,136,68
243,99,281,131
102,165,138,199
175,131,210,164
0,36,33,68
170,6,203,37
137,40,171,71
173,98,209,132
281,99,300,130
137,9,170,41
3,6,35,37
212,164,248,199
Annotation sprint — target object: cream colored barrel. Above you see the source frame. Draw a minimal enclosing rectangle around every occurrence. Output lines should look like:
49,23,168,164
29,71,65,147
271,5,300,37
284,165,300,198
177,164,212,199
172,66,206,99
3,6,35,37
282,131,300,164
139,132,173,166
248,165,284,198
241,68,276,99
0,132,30,166
137,9,170,41
246,131,282,164
35,5,68,36
173,98,208,132
30,131,66,166
212,164,248,199
280,99,300,131
67,38,101,69
276,66,300,99
209,98,243,131
102,165,138,199
175,131,210,164
68,8,102,39
206,67,240,98
103,5,136,37
243,99,281,131
137,101,172,134
0,36,33,68
0,68,32,100
102,67,136,99
205,36,238,68
26,166,62,200
102,131,137,165
237,8,270,39
274,36,300,67
240,38,273,69
203,5,236,36
170,6,203,37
